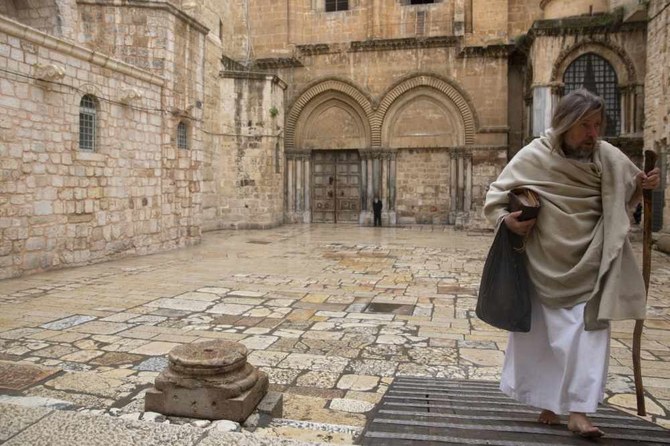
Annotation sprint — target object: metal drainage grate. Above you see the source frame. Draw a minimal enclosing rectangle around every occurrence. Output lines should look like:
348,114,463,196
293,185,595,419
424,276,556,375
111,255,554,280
360,377,670,445
364,303,415,315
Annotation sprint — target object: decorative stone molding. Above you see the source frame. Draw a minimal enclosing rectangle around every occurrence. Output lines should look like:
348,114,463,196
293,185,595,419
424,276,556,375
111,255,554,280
252,57,303,69
0,15,163,86
350,36,459,52
376,75,477,146
286,79,374,150
119,88,143,104
32,63,65,82
76,0,209,34
458,44,514,59
530,10,645,37
296,43,331,56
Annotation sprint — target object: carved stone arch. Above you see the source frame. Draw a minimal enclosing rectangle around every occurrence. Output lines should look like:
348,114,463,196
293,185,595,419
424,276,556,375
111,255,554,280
294,91,371,150
381,87,466,148
375,75,478,146
551,39,637,87
77,83,106,112
286,79,374,150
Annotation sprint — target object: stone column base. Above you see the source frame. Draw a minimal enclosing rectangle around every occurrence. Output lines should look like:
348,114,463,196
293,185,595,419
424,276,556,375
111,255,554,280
145,370,269,421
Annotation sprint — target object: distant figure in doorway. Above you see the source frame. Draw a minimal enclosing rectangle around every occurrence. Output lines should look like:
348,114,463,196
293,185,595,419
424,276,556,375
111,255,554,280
373,197,383,227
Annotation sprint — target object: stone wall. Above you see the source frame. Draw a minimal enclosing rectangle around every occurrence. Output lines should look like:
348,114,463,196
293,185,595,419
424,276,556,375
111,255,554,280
541,0,608,19
0,0,77,39
644,0,670,232
0,15,204,279
395,149,450,225
248,0,459,58
507,0,542,39
202,73,285,230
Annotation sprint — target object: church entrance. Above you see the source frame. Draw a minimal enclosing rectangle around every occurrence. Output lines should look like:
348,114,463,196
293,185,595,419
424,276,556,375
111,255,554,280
311,150,361,223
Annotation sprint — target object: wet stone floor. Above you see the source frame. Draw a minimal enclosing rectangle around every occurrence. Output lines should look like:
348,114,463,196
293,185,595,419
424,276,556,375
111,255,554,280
0,225,669,444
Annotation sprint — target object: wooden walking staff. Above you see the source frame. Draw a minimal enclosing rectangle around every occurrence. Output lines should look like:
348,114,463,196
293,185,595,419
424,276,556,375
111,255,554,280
633,149,657,417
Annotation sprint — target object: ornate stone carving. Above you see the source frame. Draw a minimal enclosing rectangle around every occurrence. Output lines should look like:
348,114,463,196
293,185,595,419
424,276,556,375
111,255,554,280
119,88,143,104
32,63,65,82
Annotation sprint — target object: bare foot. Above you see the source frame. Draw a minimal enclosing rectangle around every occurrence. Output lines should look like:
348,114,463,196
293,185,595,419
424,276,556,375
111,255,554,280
538,410,560,425
567,412,604,438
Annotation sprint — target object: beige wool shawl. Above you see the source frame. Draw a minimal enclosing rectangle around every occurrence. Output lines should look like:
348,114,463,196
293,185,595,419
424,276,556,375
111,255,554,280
484,136,646,330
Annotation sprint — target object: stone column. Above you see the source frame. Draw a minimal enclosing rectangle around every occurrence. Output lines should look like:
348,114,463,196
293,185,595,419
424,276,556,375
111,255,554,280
381,153,389,208
388,150,397,224
303,156,311,223
373,156,381,200
145,340,269,421
389,151,397,212
360,156,368,212
449,149,458,223
295,157,303,213
464,152,473,213
287,157,295,217
449,148,472,226
367,154,374,211
532,86,553,136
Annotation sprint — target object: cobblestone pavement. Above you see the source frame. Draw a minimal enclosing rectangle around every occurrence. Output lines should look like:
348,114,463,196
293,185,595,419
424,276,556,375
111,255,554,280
0,225,668,444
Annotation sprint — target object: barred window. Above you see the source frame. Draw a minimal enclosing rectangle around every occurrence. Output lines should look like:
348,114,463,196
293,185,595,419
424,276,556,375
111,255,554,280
177,121,188,149
326,0,348,12
563,53,620,136
79,95,97,151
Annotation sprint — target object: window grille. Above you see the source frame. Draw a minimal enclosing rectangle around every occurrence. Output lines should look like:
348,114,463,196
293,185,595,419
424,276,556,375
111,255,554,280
416,10,426,35
177,121,188,149
325,0,348,12
563,53,620,136
79,95,97,151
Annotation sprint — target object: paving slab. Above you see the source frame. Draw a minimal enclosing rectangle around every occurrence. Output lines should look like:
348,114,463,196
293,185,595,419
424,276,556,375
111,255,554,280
0,403,51,441
0,361,60,391
0,225,668,442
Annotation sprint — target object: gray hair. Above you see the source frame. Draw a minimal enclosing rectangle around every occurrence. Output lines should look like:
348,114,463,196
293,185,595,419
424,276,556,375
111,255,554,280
548,89,606,149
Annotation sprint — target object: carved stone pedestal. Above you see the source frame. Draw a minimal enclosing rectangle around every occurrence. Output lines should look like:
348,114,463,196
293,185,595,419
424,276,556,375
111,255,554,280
145,340,268,421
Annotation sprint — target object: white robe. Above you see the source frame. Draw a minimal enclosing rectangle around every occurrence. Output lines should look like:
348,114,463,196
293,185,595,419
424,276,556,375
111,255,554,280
500,298,610,415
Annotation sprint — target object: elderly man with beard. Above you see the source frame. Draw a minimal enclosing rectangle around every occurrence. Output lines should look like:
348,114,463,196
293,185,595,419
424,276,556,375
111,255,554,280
483,89,660,438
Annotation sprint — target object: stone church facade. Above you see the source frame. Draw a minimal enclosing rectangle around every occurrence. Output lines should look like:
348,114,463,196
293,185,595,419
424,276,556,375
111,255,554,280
0,0,668,279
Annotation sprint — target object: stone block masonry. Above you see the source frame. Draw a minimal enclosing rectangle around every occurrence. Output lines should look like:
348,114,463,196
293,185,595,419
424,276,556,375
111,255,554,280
0,15,202,279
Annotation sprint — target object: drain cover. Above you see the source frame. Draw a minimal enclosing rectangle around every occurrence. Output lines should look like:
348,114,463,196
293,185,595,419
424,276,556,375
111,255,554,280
365,303,414,315
361,377,670,445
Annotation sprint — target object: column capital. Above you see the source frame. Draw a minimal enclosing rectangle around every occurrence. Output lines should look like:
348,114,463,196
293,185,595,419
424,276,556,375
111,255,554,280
285,149,311,160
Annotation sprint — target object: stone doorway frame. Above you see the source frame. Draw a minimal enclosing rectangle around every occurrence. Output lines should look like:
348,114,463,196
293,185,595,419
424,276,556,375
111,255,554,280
284,75,479,226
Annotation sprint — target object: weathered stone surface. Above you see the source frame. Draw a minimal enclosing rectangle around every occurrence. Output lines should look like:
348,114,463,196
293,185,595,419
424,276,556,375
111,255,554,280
0,361,59,391
145,340,269,421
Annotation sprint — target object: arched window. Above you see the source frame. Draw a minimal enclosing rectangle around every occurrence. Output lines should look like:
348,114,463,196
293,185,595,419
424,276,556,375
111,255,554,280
563,53,620,136
79,95,97,151
177,121,188,149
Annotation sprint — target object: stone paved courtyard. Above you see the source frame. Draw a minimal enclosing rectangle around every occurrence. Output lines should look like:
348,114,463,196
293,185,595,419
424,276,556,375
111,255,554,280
0,225,668,444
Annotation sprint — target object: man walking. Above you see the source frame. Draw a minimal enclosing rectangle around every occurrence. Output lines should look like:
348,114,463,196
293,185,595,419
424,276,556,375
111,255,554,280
483,89,660,438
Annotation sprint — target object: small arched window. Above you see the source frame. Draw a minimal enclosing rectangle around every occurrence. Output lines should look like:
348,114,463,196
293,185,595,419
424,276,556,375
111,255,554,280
177,121,188,149
563,53,620,136
79,95,97,151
